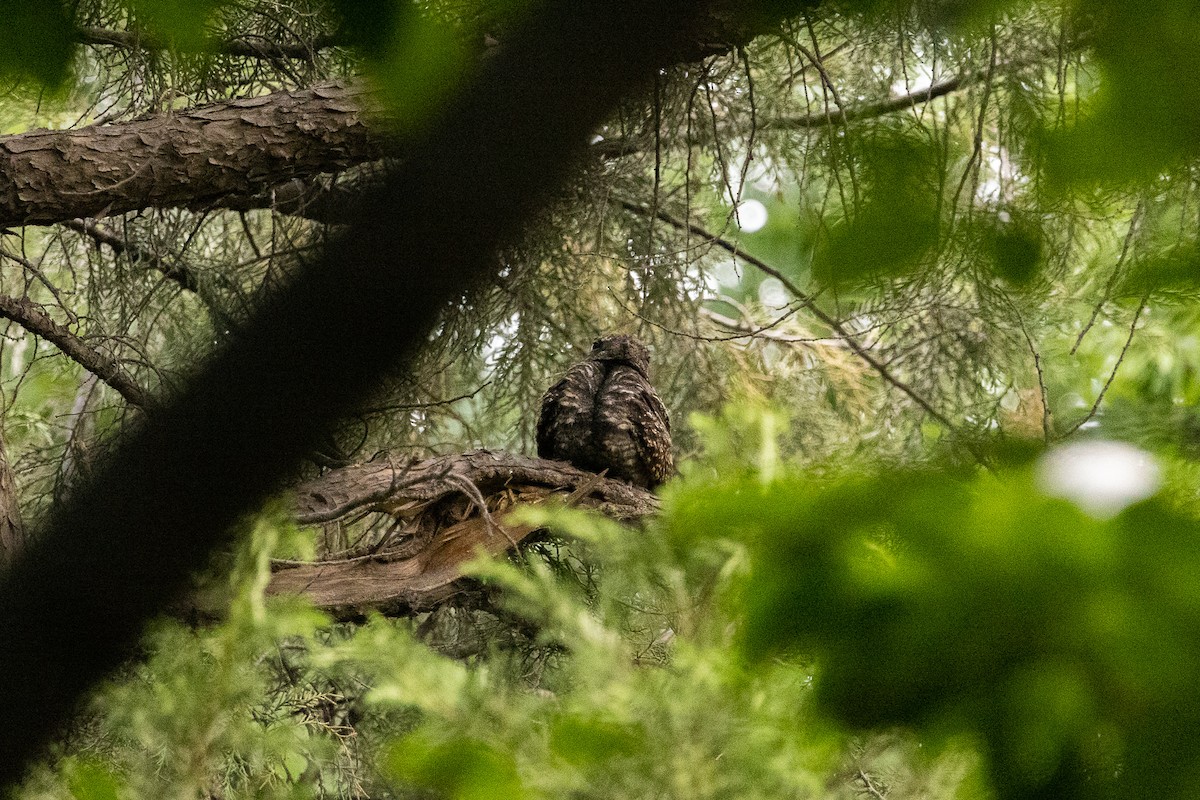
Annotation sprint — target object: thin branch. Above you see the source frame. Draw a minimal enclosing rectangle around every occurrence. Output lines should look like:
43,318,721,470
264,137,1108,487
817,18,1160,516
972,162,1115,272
856,770,889,800
1071,201,1144,355
616,199,972,445
771,72,966,131
62,219,201,294
699,306,848,346
1002,294,1052,442
357,382,492,417
1061,298,1147,438
0,294,153,410
75,26,341,61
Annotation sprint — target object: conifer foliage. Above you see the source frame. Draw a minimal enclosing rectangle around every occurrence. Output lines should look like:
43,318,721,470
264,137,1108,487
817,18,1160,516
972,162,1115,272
1,1,1199,797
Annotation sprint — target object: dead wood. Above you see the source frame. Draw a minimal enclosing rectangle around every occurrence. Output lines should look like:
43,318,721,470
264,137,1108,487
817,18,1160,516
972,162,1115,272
267,449,658,619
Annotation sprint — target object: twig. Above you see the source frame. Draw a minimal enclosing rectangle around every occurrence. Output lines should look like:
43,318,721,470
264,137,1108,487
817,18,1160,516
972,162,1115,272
1071,201,1144,355
444,471,518,548
769,73,968,130
699,306,848,347
855,770,888,800
1061,298,1147,438
357,382,492,416
0,249,78,325
297,458,430,525
1006,299,1052,442
616,199,979,461
0,294,154,410
63,219,202,294
795,22,859,205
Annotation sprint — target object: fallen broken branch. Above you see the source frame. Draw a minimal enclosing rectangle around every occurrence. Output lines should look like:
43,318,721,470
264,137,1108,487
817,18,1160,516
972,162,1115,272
267,449,658,619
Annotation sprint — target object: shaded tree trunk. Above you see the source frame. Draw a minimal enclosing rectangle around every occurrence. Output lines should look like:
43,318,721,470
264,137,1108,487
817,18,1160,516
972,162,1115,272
0,430,24,565
0,0,754,787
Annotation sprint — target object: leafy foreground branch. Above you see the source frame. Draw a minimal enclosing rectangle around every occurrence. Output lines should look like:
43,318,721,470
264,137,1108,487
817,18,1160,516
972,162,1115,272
707,461,1200,800
38,442,1200,800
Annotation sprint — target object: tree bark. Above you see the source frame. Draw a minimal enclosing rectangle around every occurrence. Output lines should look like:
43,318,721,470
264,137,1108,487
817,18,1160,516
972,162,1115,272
1,10,776,229
0,430,24,566
0,81,385,228
0,294,154,410
264,449,657,620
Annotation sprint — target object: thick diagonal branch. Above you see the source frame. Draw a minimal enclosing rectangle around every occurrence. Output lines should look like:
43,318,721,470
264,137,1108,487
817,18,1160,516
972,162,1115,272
0,0,736,786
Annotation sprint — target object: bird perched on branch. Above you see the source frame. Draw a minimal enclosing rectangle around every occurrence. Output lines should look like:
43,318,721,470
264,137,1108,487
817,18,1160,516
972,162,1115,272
536,334,673,489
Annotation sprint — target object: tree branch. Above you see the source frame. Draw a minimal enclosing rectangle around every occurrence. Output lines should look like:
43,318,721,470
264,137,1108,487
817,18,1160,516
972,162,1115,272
76,26,342,61
62,219,201,293
699,305,847,347
767,72,969,130
1,10,791,230
261,450,657,620
766,54,1061,132
1062,298,1147,438
0,294,153,410
0,81,387,228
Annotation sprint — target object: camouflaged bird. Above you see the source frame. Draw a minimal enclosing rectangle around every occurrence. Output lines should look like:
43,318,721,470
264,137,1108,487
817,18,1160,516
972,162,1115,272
536,334,673,489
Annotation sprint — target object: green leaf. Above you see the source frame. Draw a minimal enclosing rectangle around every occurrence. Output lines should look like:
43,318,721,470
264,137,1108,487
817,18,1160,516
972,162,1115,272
385,732,528,800
329,0,405,59
989,215,1044,287
66,760,123,800
0,0,74,86
812,135,939,287
549,713,643,765
128,0,232,50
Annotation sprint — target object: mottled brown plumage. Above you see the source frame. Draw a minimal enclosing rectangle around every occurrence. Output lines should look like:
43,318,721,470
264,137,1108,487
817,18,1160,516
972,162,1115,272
537,334,673,489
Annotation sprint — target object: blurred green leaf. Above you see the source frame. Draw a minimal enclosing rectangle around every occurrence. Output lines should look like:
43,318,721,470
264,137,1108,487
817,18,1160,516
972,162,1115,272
1043,0,1200,185
989,215,1044,287
329,0,405,59
812,135,939,287
386,732,528,800
1120,243,1200,298
719,461,1200,799
0,1,74,86
127,0,231,49
66,760,122,800
549,713,644,765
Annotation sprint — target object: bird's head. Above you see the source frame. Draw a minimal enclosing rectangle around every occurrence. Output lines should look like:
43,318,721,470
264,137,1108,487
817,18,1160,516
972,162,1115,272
589,334,651,373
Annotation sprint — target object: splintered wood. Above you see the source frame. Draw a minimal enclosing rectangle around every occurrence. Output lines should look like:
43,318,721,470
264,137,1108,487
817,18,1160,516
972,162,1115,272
267,449,658,619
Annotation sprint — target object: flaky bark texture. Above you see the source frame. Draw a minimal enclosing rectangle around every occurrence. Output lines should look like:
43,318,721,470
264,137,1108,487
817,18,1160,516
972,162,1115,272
0,10,775,229
0,81,385,228
269,449,658,619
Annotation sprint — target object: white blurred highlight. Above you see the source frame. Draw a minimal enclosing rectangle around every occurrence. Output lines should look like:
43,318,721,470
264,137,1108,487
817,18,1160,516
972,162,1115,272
1036,440,1161,519
735,199,768,233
